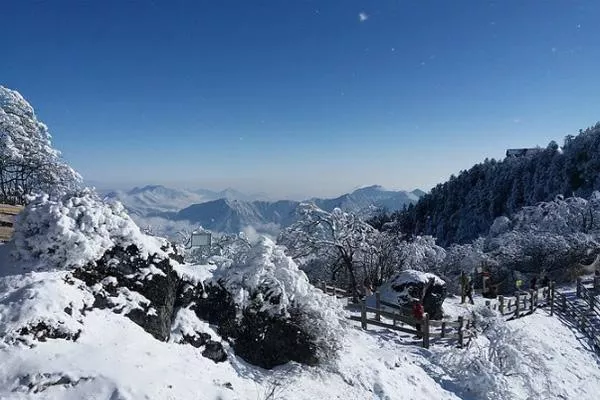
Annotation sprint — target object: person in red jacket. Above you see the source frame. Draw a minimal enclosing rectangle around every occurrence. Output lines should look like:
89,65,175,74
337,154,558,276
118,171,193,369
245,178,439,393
412,299,425,338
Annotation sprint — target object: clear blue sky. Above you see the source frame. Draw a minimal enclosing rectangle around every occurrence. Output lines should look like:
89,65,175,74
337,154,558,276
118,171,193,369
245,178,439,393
2,1,600,198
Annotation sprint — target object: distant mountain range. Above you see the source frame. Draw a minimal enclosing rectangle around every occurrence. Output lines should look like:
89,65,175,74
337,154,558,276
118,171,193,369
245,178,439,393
174,185,422,233
106,184,424,234
103,185,269,216
105,185,424,234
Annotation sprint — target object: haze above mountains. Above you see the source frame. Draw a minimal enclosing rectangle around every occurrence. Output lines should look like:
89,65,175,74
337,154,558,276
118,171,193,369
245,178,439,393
103,184,424,235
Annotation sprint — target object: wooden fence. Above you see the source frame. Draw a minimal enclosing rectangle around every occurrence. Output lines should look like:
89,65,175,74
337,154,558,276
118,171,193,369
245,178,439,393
494,284,553,319
553,277,600,351
320,281,564,350
318,282,350,299
346,293,473,349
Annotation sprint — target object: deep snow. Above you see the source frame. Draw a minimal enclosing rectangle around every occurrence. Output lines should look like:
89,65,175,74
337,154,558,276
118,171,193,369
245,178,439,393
1,242,599,399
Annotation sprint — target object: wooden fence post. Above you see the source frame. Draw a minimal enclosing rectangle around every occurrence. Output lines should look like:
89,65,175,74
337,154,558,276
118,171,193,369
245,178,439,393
515,293,520,318
441,321,446,338
457,316,464,348
499,295,504,314
529,289,535,312
320,281,326,293
375,291,381,321
460,271,466,304
550,282,555,316
577,277,582,298
422,313,430,349
361,301,367,330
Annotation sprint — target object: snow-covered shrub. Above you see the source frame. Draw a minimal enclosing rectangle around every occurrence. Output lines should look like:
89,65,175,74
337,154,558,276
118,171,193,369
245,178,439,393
436,306,550,400
12,188,169,270
203,237,345,368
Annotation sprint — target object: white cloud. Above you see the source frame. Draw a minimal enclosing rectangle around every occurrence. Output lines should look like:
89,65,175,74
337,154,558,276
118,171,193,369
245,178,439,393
359,12,368,22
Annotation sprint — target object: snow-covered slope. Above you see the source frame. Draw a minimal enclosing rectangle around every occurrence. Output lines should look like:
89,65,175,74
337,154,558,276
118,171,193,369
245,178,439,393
0,270,458,400
2,256,600,399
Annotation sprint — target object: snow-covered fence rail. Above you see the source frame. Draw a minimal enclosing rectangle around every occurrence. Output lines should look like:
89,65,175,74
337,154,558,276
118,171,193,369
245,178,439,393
318,282,350,299
553,277,600,352
554,289,600,351
347,295,473,349
576,277,600,315
496,284,553,319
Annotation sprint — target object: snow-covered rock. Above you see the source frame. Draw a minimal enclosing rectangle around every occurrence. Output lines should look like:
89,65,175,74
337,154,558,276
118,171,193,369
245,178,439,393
199,237,346,368
371,270,447,319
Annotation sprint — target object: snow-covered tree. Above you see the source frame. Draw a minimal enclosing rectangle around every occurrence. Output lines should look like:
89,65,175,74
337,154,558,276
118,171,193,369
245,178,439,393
397,235,446,272
277,203,378,299
389,122,600,245
0,86,80,204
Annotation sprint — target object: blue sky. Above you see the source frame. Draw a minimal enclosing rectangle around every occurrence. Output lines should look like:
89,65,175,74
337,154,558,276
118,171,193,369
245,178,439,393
2,1,600,198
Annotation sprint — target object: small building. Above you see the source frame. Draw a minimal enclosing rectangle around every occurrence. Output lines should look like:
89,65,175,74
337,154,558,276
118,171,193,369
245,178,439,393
505,148,542,158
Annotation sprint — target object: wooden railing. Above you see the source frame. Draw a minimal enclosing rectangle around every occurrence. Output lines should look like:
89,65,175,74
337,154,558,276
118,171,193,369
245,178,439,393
347,293,473,349
495,284,553,319
554,277,600,352
318,282,350,299
577,277,600,315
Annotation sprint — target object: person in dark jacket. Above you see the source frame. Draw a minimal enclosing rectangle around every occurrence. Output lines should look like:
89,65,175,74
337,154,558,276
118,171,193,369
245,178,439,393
530,276,538,290
412,299,425,338
465,277,474,304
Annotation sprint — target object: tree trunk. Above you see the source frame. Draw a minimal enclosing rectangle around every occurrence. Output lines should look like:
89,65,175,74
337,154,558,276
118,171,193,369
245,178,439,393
344,257,360,302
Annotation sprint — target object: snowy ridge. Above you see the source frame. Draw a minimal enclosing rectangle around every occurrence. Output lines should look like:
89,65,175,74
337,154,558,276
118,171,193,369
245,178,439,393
117,184,424,237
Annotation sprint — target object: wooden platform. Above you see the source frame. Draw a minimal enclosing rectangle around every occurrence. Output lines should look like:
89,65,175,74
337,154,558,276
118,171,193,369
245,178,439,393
0,204,23,242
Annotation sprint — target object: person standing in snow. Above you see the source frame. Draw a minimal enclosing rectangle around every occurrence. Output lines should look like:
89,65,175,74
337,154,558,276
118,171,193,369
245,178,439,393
515,279,523,292
463,276,474,305
363,278,373,298
412,299,425,338
460,272,474,304
530,276,538,290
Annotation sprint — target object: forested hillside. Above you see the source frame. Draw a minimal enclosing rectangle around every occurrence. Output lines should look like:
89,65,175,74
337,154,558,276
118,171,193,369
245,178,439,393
392,123,600,246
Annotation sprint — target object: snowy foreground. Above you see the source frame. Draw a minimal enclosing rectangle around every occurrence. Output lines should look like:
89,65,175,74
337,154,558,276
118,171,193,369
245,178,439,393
1,256,599,399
